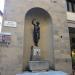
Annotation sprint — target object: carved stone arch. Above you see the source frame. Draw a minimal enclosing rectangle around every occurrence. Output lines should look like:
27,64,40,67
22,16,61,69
23,7,54,70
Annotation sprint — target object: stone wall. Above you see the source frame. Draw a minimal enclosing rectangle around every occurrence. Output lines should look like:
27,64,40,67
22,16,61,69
0,0,72,75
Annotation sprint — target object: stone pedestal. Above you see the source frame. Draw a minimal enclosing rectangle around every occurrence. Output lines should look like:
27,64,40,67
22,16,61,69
31,46,41,61
29,61,49,71
29,46,49,71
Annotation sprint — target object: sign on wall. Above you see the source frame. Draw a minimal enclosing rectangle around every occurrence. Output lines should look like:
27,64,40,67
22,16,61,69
4,21,17,27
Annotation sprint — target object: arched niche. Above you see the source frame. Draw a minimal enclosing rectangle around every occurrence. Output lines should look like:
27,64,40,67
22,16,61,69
23,7,54,70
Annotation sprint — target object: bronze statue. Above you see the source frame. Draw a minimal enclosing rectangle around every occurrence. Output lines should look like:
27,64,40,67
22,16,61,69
32,19,40,46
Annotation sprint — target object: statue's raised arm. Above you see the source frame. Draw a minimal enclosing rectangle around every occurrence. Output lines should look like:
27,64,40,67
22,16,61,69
32,19,36,25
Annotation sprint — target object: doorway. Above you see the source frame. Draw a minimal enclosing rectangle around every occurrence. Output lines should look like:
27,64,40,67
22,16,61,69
69,27,75,73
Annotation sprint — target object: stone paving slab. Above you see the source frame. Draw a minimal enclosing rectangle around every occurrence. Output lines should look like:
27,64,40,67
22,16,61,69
16,71,68,75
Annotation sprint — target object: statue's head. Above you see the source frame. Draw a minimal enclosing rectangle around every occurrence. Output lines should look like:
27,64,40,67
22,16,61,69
36,21,40,26
32,18,40,26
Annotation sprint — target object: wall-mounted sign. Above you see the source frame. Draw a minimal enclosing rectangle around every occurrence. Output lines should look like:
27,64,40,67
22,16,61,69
4,21,17,27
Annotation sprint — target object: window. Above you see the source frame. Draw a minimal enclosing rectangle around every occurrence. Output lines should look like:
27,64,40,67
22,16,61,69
66,0,75,12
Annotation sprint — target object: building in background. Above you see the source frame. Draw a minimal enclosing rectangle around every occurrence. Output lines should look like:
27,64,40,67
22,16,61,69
0,0,5,32
0,10,3,32
66,0,75,73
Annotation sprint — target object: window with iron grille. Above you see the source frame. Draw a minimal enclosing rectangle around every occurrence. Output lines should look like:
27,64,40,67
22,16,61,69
66,0,75,12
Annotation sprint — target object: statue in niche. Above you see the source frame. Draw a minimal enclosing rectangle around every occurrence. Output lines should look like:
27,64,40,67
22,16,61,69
32,19,40,46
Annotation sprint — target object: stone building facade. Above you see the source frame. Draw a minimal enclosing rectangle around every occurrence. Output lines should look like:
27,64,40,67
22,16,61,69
0,0,72,75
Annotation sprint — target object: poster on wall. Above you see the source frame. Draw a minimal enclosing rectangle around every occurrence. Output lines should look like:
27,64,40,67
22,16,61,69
0,32,11,45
